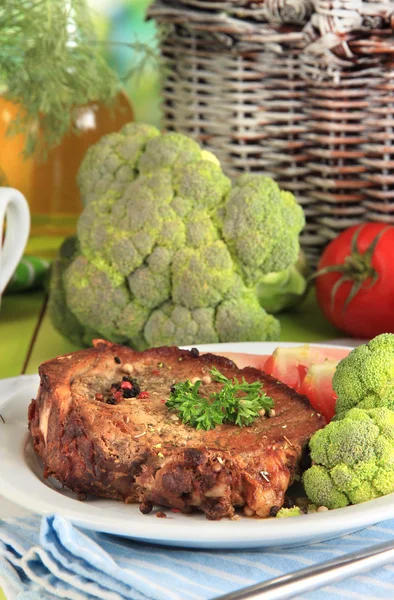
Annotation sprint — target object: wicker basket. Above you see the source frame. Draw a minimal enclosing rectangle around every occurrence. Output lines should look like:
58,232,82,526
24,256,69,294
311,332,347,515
149,0,394,264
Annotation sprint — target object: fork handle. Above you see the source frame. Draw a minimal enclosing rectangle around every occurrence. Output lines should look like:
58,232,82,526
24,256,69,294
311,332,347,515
213,538,394,600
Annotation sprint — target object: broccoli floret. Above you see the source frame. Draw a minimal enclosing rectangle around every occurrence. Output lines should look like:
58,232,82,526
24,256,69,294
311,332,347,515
303,407,394,509
127,263,171,310
276,507,302,518
50,125,305,349
170,196,195,218
333,334,394,419
173,160,231,209
222,175,304,285
215,293,280,343
144,303,218,347
64,256,148,343
303,466,349,510
185,210,219,248
78,171,185,279
138,131,202,172
147,246,172,272
47,237,101,346
172,242,236,310
200,149,220,165
77,123,160,205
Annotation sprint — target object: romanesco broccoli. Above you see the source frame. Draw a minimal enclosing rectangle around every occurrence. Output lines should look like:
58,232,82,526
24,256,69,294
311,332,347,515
303,407,394,509
333,333,394,419
49,124,305,349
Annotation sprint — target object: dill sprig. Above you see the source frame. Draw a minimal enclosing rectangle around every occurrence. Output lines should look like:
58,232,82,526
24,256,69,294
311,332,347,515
0,1,166,156
165,367,274,431
0,0,135,156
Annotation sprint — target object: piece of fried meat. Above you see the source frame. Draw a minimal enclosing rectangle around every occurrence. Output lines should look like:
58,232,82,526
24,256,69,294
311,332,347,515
28,340,324,520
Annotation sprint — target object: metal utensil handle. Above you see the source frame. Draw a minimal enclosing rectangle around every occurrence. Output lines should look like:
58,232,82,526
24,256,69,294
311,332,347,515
213,538,394,600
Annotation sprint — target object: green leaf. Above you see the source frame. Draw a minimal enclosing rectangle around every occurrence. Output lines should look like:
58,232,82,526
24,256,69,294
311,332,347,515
165,367,274,431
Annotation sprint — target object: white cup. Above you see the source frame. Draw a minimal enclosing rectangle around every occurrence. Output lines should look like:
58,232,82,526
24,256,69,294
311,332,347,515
0,187,30,302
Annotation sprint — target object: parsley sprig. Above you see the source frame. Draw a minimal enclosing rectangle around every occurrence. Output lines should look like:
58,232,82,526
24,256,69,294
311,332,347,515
165,367,274,430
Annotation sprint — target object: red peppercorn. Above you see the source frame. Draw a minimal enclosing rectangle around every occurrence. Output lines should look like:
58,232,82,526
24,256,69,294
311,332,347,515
138,391,150,399
160,399,166,403
121,381,132,390
152,369,160,376
95,393,104,401
114,391,123,401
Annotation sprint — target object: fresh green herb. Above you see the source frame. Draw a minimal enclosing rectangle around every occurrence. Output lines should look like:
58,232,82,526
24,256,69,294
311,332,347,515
165,367,274,430
166,379,225,431
0,0,120,155
0,0,162,156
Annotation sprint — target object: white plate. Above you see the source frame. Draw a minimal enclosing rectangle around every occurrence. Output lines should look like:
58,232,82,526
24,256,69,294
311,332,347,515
1,341,393,550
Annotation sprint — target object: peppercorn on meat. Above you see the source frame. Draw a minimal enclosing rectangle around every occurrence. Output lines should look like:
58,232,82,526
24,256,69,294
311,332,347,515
28,340,325,519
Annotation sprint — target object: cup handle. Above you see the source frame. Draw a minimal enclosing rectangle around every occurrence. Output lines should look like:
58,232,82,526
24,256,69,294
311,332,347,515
0,188,30,295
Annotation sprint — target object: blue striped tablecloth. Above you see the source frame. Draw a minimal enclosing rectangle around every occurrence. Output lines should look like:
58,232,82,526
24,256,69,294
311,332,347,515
1,514,394,600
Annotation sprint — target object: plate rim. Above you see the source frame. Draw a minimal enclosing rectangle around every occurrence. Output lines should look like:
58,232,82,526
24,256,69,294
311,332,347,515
2,340,392,549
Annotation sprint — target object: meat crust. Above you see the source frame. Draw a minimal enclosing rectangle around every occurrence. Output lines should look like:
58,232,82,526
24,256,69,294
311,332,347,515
28,340,325,519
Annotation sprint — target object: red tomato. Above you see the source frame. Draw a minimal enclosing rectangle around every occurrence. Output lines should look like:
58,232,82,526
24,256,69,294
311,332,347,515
315,223,394,338
262,345,349,391
298,360,338,422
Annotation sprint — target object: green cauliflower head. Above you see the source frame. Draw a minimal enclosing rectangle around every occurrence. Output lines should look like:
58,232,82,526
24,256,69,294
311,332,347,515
303,407,394,509
50,123,305,349
333,334,394,419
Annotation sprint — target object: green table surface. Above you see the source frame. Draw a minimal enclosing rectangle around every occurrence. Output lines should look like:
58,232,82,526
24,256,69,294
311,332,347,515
0,236,342,600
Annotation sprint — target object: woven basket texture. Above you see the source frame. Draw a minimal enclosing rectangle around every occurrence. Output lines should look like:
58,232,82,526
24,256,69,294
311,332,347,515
149,0,394,264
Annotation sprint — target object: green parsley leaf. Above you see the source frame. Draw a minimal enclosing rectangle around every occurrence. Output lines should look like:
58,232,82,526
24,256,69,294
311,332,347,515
165,367,274,431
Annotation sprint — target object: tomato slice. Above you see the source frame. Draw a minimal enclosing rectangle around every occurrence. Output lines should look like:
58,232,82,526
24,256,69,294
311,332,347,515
298,360,339,422
262,345,350,392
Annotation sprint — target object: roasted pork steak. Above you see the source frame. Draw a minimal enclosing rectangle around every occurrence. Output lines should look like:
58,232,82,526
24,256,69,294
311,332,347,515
28,340,325,519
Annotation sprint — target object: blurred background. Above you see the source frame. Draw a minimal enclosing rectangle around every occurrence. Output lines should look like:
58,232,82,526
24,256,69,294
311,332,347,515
89,0,160,127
